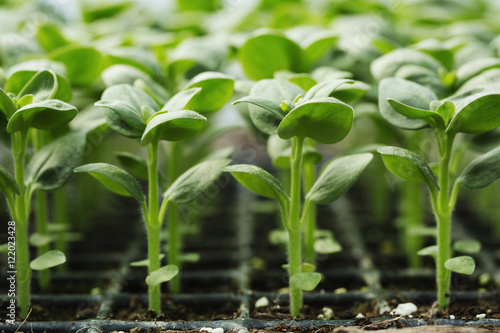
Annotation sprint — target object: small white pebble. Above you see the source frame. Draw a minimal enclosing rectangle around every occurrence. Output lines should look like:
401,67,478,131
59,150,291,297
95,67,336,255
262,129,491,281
408,315,413,318
201,328,224,333
450,315,455,319
317,314,325,319
476,313,486,319
255,296,269,308
355,313,365,319
390,302,418,316
322,307,334,320
334,287,347,294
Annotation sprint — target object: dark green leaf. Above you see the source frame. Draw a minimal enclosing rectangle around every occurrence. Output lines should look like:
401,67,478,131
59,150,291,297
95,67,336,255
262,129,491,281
115,152,148,180
445,256,475,275
278,97,353,144
0,165,20,195
290,272,321,291
141,110,206,145
30,250,66,270
447,92,500,134
145,265,179,287
0,88,17,120
233,97,285,120
184,72,234,113
164,159,231,204
459,146,500,189
307,153,373,204
74,163,145,202
378,78,434,130
239,31,306,80
26,131,86,192
377,146,439,189
7,100,78,133
223,164,289,201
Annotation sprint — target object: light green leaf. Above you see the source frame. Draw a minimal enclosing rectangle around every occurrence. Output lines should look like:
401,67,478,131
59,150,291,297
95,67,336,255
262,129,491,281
290,272,321,291
74,163,145,202
378,146,439,189
145,265,179,287
447,92,500,134
7,100,78,133
445,256,475,275
26,131,86,192
233,97,285,120
223,164,289,201
0,88,17,119
16,70,58,102
314,237,342,254
115,151,148,180
164,159,231,204
302,79,355,100
378,78,434,130
387,98,445,129
141,110,207,145
458,146,500,189
0,165,20,195
36,22,69,52
161,88,201,112
307,153,373,204
180,252,201,263
51,45,103,86
239,31,306,80
454,240,481,254
30,250,66,270
130,254,165,267
29,233,53,247
417,245,438,259
278,97,353,144
455,58,500,87
184,72,234,113
105,47,162,82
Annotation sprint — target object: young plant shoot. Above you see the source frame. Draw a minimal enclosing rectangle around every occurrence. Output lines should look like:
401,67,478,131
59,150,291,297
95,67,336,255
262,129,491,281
0,69,83,316
75,84,230,313
225,78,373,316
377,77,500,311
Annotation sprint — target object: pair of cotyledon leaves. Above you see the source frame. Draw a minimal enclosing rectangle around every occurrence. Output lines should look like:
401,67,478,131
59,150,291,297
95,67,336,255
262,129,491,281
377,77,500,191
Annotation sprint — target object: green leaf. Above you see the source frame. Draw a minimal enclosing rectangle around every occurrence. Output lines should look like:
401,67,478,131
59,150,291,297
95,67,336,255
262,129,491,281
26,131,86,192
161,88,201,113
29,233,53,247
287,74,317,91
278,97,353,144
307,153,373,204
314,237,342,254
16,70,58,102
455,57,500,87
115,151,148,180
417,245,437,259
233,97,285,120
105,47,162,82
387,98,445,129
290,272,321,291
141,110,207,145
434,100,455,127
97,84,157,138
223,164,289,201
454,240,481,254
180,252,201,263
378,78,434,130
30,250,66,270
447,92,500,134
36,23,69,52
101,64,153,87
445,256,475,275
458,146,500,189
0,88,17,119
302,79,354,100
145,265,179,287
51,45,103,86
7,100,78,133
370,48,442,82
164,159,231,204
74,163,145,202
247,79,304,135
184,72,234,113
239,31,306,80
0,165,20,195
130,254,165,267
377,146,439,189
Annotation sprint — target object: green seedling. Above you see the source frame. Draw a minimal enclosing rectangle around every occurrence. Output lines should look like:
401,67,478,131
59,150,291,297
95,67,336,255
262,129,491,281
377,77,500,311
76,83,230,312
0,69,83,316
225,78,372,316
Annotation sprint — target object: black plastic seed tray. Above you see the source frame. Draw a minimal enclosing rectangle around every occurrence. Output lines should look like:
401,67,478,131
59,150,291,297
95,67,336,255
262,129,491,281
1,183,499,332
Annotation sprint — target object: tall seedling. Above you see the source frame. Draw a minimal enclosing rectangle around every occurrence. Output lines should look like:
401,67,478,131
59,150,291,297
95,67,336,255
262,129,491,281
377,77,500,310
0,69,83,316
76,84,230,312
225,79,372,316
